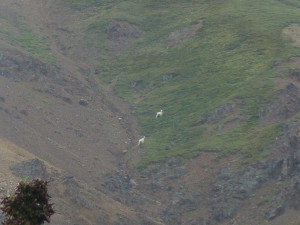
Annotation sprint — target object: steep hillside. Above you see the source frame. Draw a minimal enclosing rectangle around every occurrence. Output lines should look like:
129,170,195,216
0,0,149,224
1,0,300,224
0,138,164,225
91,0,300,166
0,0,141,188
51,0,300,166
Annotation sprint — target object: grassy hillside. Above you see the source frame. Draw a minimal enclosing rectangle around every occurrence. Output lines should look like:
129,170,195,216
0,11,55,62
62,0,300,166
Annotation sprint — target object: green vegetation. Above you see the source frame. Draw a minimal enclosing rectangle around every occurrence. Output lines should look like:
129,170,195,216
0,17,55,63
64,0,122,9
67,0,300,167
14,22,55,63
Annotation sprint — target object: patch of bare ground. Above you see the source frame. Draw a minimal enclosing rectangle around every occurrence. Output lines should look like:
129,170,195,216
105,20,144,56
276,57,300,83
271,24,300,100
283,24,300,47
166,20,203,49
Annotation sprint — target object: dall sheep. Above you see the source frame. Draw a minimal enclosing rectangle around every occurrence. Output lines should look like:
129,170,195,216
156,109,163,118
138,136,145,146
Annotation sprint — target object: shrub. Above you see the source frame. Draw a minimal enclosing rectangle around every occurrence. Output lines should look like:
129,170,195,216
0,179,54,225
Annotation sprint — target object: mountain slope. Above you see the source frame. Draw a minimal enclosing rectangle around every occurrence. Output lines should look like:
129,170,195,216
62,0,300,166
1,0,300,225
0,0,152,224
0,138,166,225
0,0,141,188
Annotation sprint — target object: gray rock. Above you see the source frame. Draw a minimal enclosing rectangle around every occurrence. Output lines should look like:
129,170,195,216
291,178,300,208
266,160,284,178
128,80,156,90
105,21,143,40
0,211,4,224
114,215,134,225
129,80,144,89
210,160,285,222
141,158,186,182
96,214,110,225
161,193,201,225
267,206,284,220
137,215,160,225
259,83,300,121
162,73,178,82
210,202,237,222
10,158,50,180
79,98,89,106
198,102,241,125
102,171,142,207
63,175,95,209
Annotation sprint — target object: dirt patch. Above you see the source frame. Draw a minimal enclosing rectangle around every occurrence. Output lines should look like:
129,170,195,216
166,20,203,49
106,21,143,41
105,21,144,55
283,24,300,47
259,83,300,125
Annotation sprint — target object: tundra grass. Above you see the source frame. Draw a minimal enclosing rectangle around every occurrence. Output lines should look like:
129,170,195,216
64,0,122,10
75,0,300,167
14,22,55,63
0,18,55,63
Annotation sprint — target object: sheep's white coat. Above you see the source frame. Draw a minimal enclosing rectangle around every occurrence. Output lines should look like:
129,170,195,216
138,136,145,146
156,109,163,118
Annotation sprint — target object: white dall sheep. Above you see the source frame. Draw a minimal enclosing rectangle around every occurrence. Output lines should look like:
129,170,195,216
138,136,145,146
156,109,163,118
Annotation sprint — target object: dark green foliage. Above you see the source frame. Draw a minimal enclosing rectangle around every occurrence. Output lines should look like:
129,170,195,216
0,179,54,225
